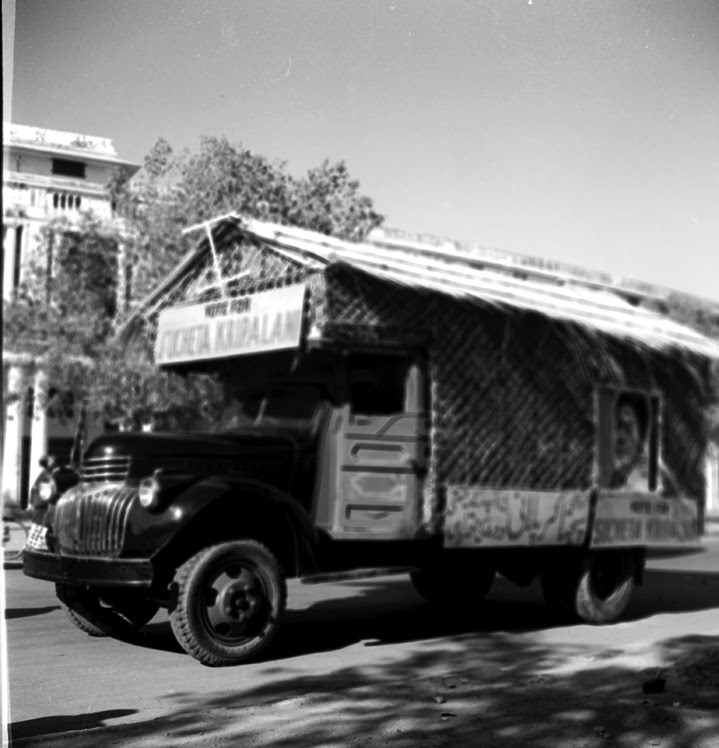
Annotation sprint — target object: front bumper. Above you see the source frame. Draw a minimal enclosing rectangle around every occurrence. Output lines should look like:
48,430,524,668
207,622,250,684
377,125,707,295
23,548,154,588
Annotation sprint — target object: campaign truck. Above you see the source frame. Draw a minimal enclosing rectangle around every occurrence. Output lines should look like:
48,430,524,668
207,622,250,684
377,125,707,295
23,215,719,666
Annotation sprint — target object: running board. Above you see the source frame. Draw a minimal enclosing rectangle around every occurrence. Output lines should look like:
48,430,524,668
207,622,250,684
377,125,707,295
300,567,417,585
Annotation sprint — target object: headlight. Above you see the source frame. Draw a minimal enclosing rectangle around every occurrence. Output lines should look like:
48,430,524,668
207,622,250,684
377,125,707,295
138,476,161,510
35,475,57,504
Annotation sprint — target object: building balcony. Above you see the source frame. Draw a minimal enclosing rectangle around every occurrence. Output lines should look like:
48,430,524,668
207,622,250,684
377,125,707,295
3,179,113,221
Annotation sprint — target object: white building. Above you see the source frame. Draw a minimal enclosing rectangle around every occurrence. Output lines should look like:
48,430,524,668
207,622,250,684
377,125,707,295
2,123,139,507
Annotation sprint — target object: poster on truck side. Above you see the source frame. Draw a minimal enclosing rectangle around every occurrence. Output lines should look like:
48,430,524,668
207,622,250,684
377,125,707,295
590,493,700,548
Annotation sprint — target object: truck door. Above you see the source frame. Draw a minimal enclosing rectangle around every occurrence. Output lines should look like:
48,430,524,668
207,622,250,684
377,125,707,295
331,353,428,539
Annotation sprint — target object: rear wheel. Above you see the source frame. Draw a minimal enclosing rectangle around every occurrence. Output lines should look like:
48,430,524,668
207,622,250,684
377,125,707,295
56,584,159,638
541,551,636,624
411,559,495,606
169,540,287,667
576,551,636,624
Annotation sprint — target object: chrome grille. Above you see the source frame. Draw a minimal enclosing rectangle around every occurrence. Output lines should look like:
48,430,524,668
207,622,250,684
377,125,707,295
54,483,136,557
80,455,131,484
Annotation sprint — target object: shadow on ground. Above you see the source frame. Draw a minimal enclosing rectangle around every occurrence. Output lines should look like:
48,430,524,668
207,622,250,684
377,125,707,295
626,568,719,620
127,566,719,663
123,573,555,660
5,605,61,620
11,710,137,740
10,635,718,748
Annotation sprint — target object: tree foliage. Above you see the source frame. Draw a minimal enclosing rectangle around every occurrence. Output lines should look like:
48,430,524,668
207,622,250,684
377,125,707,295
114,136,383,301
4,136,383,430
5,216,117,361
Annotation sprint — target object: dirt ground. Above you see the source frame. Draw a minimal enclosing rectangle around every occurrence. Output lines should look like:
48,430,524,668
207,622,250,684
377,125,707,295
9,630,718,748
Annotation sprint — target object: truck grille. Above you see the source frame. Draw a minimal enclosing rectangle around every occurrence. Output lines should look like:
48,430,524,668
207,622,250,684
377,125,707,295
54,483,136,557
80,455,131,484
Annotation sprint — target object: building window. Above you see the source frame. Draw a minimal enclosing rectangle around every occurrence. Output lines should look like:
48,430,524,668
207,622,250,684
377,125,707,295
51,158,86,179
51,192,82,211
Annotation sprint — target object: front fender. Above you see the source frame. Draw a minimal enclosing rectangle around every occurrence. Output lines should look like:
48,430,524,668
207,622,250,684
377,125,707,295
125,475,319,576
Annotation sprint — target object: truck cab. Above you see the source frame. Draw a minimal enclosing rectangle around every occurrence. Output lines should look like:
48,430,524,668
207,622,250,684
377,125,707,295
23,337,435,667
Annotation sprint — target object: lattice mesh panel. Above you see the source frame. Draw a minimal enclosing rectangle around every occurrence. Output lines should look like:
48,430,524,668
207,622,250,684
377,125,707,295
429,305,596,492
183,240,308,303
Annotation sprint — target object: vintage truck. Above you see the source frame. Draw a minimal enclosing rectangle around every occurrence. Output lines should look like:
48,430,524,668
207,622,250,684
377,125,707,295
23,215,719,666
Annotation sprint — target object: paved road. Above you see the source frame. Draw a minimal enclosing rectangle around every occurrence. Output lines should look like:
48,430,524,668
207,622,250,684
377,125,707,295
4,538,719,747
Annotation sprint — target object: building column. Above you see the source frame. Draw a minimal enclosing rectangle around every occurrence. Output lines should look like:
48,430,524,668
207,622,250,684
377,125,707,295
2,364,25,507
706,443,719,518
29,369,49,491
3,224,17,301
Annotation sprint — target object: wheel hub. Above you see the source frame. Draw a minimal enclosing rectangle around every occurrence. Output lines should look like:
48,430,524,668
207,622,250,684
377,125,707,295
205,566,267,640
219,579,260,621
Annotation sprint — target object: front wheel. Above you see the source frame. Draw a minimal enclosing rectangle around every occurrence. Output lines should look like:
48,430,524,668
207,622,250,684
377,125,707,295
56,584,160,638
169,540,287,667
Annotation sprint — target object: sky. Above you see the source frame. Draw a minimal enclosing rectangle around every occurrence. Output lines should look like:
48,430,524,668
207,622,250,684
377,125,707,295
5,0,719,301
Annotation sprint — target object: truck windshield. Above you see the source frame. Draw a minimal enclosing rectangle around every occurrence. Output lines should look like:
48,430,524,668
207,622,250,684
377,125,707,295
220,385,323,432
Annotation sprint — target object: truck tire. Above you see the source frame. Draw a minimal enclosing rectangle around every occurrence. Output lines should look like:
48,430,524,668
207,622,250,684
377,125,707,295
410,563,495,607
575,550,636,624
541,551,636,624
57,589,107,637
55,584,159,638
169,540,287,667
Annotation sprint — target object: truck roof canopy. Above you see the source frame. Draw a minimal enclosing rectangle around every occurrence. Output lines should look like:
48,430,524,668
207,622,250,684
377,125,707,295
120,213,719,360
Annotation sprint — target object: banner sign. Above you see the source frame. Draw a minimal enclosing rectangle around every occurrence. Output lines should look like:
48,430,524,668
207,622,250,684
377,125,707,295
590,493,700,547
155,284,306,365
443,487,590,547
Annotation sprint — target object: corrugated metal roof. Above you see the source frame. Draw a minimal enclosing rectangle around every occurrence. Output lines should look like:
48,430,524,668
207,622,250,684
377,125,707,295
217,215,719,359
368,226,669,301
121,213,719,359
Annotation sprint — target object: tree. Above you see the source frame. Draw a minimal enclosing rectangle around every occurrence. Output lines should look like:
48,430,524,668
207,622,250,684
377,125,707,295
4,136,383,432
114,136,383,302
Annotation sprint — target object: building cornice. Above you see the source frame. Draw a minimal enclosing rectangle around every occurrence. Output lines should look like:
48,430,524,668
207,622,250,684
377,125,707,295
3,122,140,175
4,122,117,153
4,142,140,172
